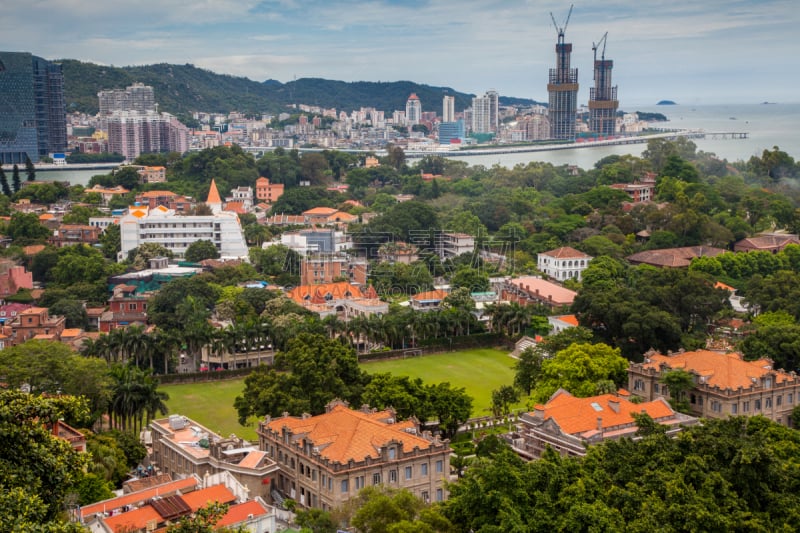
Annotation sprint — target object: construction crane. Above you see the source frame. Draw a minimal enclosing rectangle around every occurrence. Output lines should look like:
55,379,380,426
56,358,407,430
592,32,609,63
550,4,574,44
592,32,609,89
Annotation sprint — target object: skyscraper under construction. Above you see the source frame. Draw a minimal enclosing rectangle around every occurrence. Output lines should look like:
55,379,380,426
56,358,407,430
547,6,579,140
588,33,619,136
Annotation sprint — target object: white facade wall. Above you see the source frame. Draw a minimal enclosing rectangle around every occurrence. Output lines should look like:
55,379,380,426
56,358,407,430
119,209,248,260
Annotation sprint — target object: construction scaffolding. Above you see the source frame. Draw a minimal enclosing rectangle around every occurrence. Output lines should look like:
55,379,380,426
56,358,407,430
547,5,579,140
588,32,619,136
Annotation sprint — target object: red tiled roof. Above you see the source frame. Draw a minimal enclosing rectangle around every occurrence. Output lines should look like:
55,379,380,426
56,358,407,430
180,484,235,512
303,207,338,216
102,505,162,533
554,314,579,326
80,477,199,518
412,289,448,302
509,277,577,306
288,282,365,304
642,349,794,389
540,246,591,259
627,246,727,268
266,404,433,464
541,389,676,436
216,500,271,528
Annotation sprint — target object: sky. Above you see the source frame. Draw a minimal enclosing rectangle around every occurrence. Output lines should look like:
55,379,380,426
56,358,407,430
2,0,799,107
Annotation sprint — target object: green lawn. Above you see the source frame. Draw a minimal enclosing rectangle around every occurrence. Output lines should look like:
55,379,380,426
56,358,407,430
361,348,519,416
161,347,519,441
160,379,258,441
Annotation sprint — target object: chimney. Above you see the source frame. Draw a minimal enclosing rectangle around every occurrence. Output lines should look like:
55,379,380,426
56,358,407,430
597,417,603,432
608,399,620,413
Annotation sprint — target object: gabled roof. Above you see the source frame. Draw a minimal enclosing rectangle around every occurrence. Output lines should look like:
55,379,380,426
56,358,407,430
288,282,365,304
180,484,236,512
266,403,434,464
641,349,795,390
735,234,800,250
551,314,579,326
412,289,448,302
80,476,199,518
509,277,577,305
540,246,592,259
626,246,727,268
540,389,677,437
102,505,162,533
216,500,272,528
303,207,339,216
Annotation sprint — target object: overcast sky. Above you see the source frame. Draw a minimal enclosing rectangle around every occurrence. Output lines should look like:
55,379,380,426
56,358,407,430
3,0,798,107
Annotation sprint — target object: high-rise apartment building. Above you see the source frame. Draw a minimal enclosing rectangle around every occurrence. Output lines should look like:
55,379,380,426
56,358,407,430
0,51,66,164
588,33,619,136
547,8,579,140
106,111,189,160
405,93,421,126
98,83,156,115
471,90,499,134
442,95,455,123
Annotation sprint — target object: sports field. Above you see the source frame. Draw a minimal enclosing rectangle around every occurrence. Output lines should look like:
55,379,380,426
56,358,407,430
160,347,519,442
360,348,519,417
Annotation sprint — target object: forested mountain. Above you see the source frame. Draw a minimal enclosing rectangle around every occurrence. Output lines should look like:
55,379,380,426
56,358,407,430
59,59,540,116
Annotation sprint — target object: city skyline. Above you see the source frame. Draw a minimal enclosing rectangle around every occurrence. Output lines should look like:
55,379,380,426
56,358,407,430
2,0,797,107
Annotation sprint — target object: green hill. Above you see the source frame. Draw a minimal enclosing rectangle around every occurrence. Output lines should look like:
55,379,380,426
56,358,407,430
58,59,541,117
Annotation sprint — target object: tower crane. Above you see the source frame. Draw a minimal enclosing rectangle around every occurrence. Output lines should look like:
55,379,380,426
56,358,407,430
550,4,574,44
592,32,609,63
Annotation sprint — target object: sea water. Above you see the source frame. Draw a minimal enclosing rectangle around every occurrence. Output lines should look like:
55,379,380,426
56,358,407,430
33,103,800,186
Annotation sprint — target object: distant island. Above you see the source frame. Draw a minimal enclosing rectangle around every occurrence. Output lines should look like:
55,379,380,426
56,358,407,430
762,101,777,105
634,111,668,122
657,100,677,105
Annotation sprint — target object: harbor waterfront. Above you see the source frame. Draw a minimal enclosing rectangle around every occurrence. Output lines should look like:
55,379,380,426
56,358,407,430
23,103,800,187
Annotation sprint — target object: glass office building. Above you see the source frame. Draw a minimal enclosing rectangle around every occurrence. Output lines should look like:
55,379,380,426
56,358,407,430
0,52,66,164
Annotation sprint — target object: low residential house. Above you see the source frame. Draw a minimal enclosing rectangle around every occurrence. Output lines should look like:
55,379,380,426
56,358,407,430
259,400,451,511
628,349,800,426
626,246,727,268
410,289,449,311
5,307,66,346
134,165,166,184
133,190,194,213
287,282,374,315
436,232,475,259
255,177,284,203
0,262,33,297
342,298,389,320
548,314,579,334
99,284,148,333
301,253,368,286
148,414,280,501
378,241,420,264
537,247,593,282
50,419,87,453
81,473,277,533
503,276,577,309
303,207,339,225
50,224,101,248
0,303,33,324
226,186,254,212
511,389,697,459
265,213,305,226
609,181,655,203
84,185,130,206
734,234,800,253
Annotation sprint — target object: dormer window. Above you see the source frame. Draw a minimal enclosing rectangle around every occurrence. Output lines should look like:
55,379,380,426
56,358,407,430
388,447,396,460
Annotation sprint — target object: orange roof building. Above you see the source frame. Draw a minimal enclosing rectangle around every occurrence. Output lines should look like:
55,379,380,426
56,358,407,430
504,276,577,309
515,389,697,458
537,246,593,282
258,400,452,510
628,349,800,426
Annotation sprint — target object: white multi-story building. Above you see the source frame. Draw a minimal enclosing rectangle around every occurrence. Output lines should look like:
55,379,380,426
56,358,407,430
118,181,247,260
406,93,422,126
537,246,593,282
471,90,499,134
442,95,455,123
